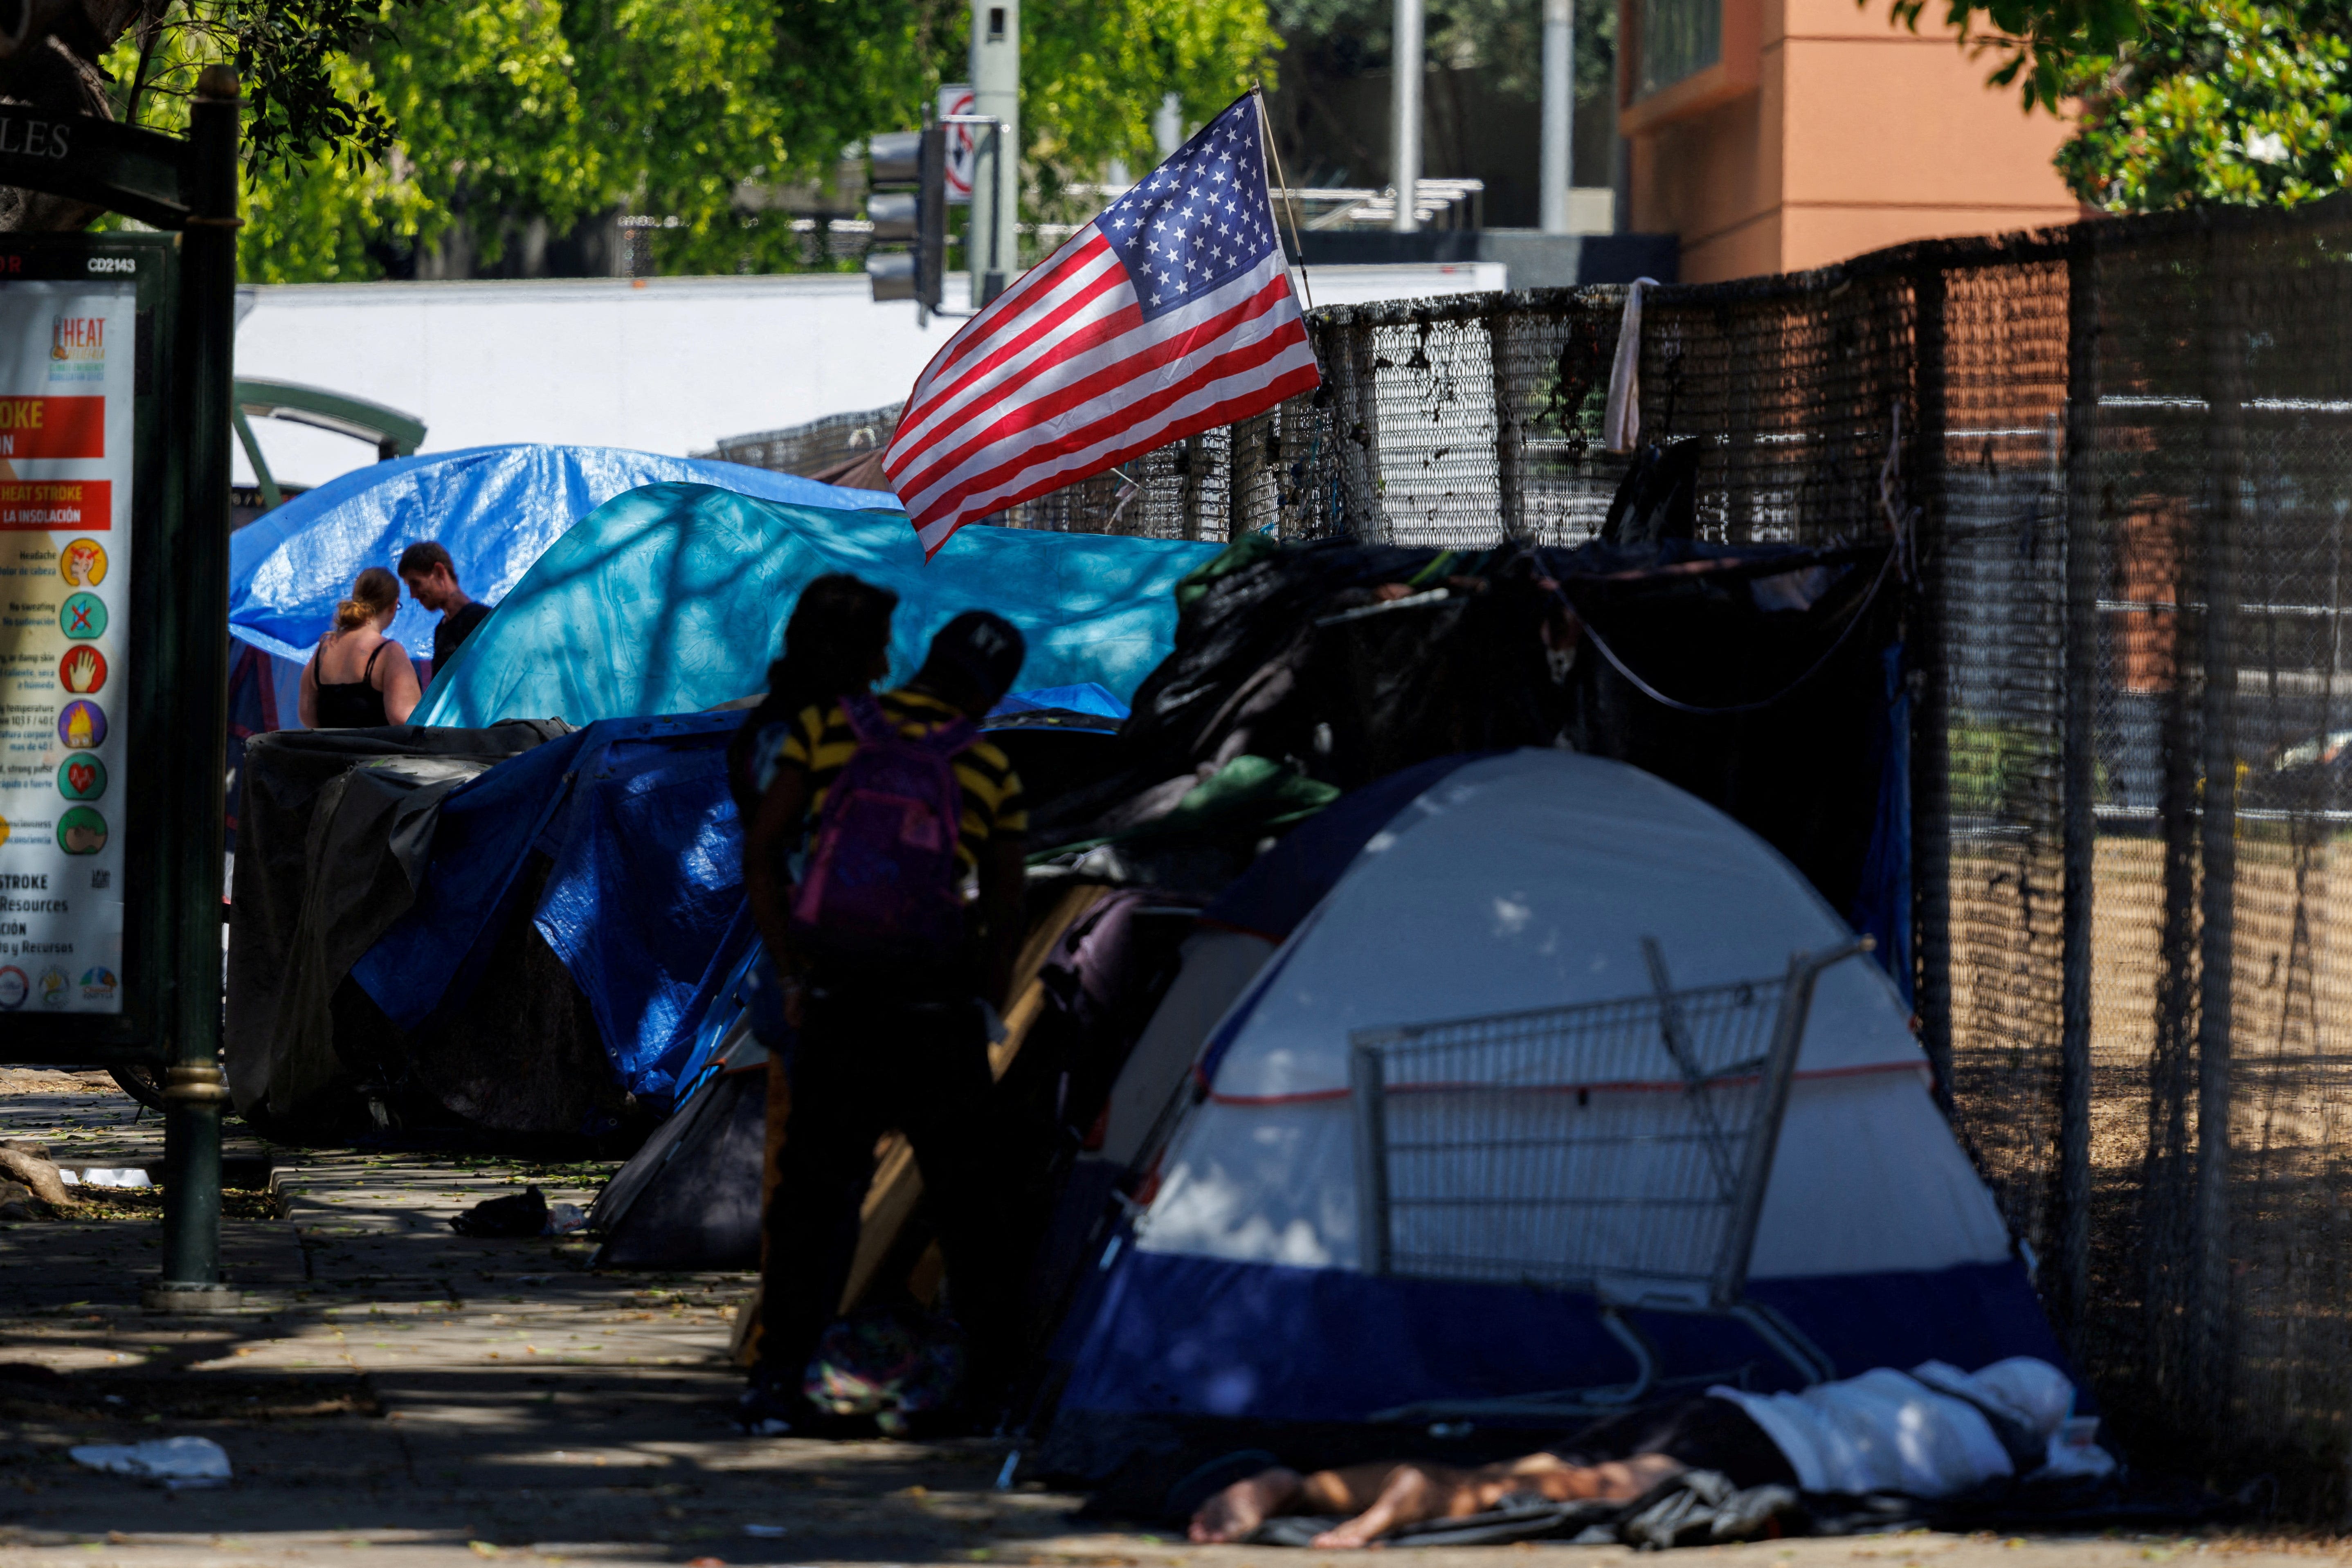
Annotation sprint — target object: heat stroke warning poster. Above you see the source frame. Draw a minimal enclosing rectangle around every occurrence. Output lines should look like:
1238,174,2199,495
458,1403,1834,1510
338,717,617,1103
0,281,133,1015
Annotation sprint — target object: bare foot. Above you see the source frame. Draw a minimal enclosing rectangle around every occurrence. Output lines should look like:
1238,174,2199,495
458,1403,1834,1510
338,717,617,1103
1189,1467,1303,1543
1308,1518,1389,1549
1308,1465,1444,1548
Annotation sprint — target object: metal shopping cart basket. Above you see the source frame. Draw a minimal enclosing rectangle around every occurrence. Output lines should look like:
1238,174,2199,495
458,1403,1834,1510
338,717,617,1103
1352,936,1871,1422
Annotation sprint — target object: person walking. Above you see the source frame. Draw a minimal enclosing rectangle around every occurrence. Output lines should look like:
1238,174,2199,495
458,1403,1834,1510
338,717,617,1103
396,540,496,676
738,610,1030,1435
298,566,421,728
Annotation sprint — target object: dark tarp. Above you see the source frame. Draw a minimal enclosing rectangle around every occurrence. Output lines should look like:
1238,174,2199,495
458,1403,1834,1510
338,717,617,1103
225,721,570,1120
350,712,747,1118
588,1019,770,1269
350,701,1146,1131
228,700,1144,1142
333,855,631,1136
1028,530,1902,950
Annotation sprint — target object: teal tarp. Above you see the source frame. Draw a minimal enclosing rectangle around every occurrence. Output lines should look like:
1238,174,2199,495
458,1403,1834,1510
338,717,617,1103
413,482,1224,728
229,444,896,666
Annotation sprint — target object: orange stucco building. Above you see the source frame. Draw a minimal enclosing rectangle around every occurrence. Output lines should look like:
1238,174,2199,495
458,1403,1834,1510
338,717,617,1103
1618,0,2081,282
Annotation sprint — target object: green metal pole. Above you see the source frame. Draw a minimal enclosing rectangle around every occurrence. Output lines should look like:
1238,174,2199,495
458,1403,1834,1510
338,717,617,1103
149,65,239,1313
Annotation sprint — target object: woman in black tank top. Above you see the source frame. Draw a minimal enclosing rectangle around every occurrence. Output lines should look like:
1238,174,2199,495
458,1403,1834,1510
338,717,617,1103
299,566,423,728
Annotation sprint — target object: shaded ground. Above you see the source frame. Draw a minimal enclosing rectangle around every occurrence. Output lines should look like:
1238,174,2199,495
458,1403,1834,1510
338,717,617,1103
0,1069,2340,1568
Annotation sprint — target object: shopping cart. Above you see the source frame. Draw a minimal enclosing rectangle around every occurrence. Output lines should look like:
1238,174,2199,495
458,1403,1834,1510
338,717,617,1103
1351,936,1871,1421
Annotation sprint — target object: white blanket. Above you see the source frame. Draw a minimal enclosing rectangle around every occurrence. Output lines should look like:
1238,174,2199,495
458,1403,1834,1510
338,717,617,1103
1710,1357,2082,1498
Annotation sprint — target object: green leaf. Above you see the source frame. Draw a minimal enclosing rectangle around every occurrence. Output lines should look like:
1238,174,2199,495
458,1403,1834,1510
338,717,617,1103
2051,0,2352,212
112,0,1282,280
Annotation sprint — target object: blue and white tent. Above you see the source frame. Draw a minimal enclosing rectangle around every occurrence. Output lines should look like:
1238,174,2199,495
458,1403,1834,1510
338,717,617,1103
1046,748,2062,1461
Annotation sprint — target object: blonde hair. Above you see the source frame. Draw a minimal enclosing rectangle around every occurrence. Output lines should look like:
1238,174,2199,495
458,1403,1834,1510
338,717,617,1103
333,566,400,633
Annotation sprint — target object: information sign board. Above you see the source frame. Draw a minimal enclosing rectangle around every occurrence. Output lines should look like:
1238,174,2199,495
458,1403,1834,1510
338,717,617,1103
0,272,140,1014
0,73,241,1307
0,235,181,1057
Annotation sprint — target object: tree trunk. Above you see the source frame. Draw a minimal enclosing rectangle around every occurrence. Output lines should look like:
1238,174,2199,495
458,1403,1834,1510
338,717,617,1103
0,0,172,232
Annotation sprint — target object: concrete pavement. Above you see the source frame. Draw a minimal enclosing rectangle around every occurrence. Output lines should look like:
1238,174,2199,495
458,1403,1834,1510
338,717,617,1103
0,1069,2334,1568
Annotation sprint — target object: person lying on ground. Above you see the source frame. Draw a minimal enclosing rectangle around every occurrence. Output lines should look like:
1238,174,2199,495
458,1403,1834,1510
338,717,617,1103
1189,1357,2081,1548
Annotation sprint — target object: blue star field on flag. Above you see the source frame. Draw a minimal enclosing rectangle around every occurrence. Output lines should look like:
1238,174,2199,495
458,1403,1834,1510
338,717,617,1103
1100,97,1282,323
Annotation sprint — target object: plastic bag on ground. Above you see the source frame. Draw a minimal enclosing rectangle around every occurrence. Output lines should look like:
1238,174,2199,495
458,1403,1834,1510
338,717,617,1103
70,1436,232,1489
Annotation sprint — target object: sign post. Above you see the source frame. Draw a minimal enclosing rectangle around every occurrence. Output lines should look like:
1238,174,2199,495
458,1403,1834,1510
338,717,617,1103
967,0,1018,306
0,66,240,1310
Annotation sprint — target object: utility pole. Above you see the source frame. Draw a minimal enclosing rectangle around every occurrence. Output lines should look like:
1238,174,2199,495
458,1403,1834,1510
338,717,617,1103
1390,0,1422,232
0,37,238,1318
970,0,1019,306
149,63,242,1314
1154,92,1183,159
1539,0,1576,233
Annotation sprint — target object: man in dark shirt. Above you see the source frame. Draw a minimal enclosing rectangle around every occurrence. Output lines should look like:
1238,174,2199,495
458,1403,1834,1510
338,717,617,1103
396,540,495,674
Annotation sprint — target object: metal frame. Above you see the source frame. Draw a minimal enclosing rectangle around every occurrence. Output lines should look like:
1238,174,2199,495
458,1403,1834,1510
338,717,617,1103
938,114,1005,316
1354,937,1868,1422
230,377,425,511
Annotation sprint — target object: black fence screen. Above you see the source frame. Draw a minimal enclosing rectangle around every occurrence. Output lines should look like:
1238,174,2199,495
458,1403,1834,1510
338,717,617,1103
1184,198,2352,1513
735,198,2352,1510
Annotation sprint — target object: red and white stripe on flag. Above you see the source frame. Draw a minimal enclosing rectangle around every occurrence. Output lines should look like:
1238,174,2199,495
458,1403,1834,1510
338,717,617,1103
884,91,1321,558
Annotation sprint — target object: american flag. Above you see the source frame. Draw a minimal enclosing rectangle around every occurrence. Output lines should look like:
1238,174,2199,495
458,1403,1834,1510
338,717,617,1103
885,92,1322,557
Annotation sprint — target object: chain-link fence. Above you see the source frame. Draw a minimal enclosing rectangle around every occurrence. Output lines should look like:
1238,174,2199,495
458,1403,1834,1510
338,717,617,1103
704,404,901,477
1263,201,2352,1514
730,200,2352,1510
708,401,1241,535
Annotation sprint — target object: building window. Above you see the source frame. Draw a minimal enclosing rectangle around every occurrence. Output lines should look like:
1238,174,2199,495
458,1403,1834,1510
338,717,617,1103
1638,0,1721,95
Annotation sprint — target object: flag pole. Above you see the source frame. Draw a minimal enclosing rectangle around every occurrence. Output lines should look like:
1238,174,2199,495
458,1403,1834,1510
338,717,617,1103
1252,84,1314,312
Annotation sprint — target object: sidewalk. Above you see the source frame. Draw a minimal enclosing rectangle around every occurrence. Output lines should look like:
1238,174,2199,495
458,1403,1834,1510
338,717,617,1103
0,1070,2332,1568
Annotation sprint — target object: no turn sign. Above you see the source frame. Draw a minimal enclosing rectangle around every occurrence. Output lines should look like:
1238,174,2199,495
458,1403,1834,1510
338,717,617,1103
938,83,976,204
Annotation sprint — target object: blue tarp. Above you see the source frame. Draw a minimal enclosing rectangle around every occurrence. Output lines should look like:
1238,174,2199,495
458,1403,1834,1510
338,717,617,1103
229,445,897,667
349,712,745,1108
531,724,748,1103
412,483,1223,728
353,688,1149,1110
1850,642,1914,1004
990,683,1130,721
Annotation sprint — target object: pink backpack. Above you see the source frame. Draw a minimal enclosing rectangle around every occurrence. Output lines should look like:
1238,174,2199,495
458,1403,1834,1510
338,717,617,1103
788,695,975,965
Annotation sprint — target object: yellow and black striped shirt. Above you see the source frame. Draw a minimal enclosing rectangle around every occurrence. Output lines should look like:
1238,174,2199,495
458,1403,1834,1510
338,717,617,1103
772,688,1025,871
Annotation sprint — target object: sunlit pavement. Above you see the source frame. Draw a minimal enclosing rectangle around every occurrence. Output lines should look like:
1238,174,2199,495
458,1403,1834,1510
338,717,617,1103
0,1070,2336,1568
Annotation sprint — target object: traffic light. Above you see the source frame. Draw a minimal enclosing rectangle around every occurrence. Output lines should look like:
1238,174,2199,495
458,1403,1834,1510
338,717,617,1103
866,126,947,315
